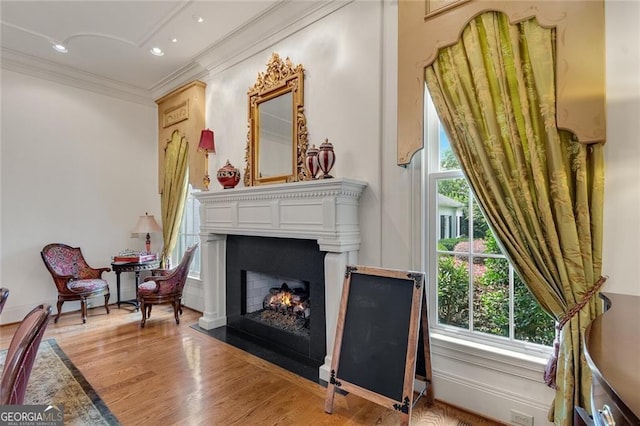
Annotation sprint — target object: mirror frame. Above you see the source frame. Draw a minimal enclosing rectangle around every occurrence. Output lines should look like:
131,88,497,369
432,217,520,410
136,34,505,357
244,53,309,186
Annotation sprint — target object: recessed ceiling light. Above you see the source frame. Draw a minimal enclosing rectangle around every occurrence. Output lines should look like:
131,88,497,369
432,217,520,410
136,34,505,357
171,38,178,43
52,43,68,53
193,15,204,23
150,47,164,57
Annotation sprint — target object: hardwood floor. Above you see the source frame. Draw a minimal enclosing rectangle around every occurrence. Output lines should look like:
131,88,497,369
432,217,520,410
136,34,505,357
0,305,501,425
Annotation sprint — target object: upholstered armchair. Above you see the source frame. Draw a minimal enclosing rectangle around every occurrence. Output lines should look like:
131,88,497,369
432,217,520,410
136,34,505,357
0,304,52,404
138,244,198,328
40,244,111,324
0,288,8,314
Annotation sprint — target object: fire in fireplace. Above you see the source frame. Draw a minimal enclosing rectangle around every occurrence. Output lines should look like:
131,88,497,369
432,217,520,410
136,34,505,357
244,272,310,338
263,283,310,317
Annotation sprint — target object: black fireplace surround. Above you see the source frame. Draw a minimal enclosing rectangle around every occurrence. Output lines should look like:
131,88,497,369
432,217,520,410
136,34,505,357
225,235,326,364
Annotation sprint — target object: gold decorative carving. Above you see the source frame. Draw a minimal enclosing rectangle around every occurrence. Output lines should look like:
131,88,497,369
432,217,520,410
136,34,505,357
249,53,304,94
162,100,189,128
244,53,309,186
296,105,309,182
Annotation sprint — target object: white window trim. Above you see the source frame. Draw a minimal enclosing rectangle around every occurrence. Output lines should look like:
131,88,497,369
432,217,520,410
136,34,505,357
429,332,549,380
422,91,553,359
173,187,201,279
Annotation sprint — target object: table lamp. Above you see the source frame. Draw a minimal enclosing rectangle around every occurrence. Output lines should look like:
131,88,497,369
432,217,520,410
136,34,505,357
132,213,162,253
198,128,216,191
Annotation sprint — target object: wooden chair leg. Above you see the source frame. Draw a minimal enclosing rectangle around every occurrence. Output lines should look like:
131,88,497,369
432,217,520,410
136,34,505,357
104,294,110,314
173,300,180,325
55,299,64,323
140,301,147,328
147,304,152,318
80,298,87,323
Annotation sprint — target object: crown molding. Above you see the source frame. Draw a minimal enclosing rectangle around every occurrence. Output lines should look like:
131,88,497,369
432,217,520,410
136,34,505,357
150,61,209,101
1,0,353,105
1,48,155,106
151,0,354,99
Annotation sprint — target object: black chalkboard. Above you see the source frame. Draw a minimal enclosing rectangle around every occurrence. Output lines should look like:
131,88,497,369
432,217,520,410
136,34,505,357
324,265,433,425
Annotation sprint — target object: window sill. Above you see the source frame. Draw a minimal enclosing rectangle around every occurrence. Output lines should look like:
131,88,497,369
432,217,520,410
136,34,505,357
429,332,550,380
186,275,203,286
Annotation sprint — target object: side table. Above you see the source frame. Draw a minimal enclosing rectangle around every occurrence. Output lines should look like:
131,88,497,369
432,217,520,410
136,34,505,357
111,259,160,309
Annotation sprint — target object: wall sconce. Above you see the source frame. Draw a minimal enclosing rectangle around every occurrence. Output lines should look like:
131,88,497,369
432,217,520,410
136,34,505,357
132,213,162,253
198,128,216,191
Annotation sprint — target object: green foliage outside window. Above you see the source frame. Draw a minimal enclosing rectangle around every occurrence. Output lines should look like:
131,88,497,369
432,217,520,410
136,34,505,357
437,255,469,328
439,237,467,251
481,232,555,345
514,279,555,345
436,231,555,346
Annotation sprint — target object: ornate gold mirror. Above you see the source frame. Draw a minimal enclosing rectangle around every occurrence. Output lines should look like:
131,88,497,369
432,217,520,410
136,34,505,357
244,53,308,186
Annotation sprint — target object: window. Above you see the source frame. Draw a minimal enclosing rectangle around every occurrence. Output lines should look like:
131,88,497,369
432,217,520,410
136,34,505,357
172,185,201,278
424,93,554,351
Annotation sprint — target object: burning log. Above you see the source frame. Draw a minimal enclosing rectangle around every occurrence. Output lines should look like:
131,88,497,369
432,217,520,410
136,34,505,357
263,283,310,319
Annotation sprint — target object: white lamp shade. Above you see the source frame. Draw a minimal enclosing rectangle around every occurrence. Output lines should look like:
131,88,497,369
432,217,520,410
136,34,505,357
132,213,162,234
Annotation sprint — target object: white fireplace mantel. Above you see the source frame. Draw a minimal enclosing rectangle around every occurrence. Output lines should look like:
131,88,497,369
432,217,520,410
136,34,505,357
194,177,367,381
195,177,367,252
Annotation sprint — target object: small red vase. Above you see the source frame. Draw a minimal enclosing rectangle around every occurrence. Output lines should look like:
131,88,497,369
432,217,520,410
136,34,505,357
305,144,320,179
318,138,335,179
217,160,240,189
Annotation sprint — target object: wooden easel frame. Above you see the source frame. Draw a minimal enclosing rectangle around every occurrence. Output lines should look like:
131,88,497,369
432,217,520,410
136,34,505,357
324,265,434,425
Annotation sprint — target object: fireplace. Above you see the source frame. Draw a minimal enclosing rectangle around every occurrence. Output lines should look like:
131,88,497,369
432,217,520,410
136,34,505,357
225,235,326,363
194,178,367,382
245,274,310,335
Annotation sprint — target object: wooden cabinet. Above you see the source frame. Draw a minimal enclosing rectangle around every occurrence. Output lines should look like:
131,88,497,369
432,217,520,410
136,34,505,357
155,81,206,193
582,293,640,425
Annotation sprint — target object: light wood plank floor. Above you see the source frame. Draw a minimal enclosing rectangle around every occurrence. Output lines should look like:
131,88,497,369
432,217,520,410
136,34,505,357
0,305,501,425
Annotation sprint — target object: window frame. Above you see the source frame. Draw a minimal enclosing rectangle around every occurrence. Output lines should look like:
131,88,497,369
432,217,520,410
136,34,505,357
423,92,552,358
172,186,201,279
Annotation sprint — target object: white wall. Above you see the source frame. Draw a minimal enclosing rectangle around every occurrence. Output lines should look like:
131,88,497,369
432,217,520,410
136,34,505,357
0,71,159,324
196,0,640,424
602,0,640,297
204,0,383,267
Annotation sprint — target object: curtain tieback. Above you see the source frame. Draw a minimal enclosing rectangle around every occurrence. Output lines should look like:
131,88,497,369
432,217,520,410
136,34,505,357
556,275,608,332
543,275,607,389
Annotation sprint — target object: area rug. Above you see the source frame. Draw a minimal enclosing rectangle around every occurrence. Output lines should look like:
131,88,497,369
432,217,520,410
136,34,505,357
0,339,120,426
375,399,492,425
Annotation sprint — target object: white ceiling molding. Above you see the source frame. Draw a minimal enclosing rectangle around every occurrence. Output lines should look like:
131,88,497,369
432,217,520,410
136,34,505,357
151,0,354,99
1,48,155,106
134,2,190,47
148,61,209,101
1,0,353,105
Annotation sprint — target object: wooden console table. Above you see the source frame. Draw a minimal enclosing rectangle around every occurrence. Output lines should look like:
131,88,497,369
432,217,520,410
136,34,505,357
111,260,160,309
576,293,640,425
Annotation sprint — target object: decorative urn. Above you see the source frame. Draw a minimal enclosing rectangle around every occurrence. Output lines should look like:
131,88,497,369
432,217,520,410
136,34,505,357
216,160,241,189
318,138,335,179
305,144,320,179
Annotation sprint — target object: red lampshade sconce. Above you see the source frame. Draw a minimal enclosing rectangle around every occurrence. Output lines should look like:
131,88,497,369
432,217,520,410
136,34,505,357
198,129,216,191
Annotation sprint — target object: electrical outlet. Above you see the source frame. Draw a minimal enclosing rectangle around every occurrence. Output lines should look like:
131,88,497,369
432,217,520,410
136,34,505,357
510,410,534,426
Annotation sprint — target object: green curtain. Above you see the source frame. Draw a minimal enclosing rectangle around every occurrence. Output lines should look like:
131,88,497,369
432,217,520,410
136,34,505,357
424,13,605,425
160,130,190,268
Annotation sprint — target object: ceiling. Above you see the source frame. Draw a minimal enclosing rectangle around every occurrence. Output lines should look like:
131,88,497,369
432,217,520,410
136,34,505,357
0,1,339,102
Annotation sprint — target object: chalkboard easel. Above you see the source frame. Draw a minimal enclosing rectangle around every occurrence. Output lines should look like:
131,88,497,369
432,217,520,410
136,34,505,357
324,265,433,425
